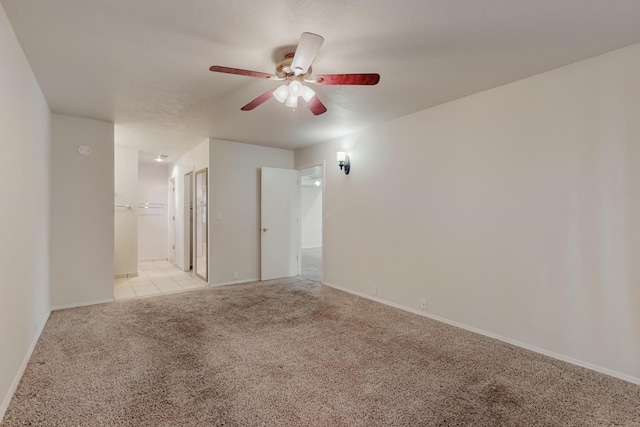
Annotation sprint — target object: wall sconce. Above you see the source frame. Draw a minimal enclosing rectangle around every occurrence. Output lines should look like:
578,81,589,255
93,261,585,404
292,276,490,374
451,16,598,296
337,151,350,175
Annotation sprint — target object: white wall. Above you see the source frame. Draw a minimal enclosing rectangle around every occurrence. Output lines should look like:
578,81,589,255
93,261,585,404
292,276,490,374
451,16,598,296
210,139,294,284
138,162,168,261
295,43,640,383
0,4,52,419
114,146,138,275
301,185,322,248
50,114,114,308
168,139,209,272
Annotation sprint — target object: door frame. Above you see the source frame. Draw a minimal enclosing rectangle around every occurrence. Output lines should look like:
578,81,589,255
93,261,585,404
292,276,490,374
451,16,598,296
194,168,208,283
184,171,193,271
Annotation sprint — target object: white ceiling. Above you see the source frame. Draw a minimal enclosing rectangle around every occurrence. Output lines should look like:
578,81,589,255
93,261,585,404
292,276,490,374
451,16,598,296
4,1,640,162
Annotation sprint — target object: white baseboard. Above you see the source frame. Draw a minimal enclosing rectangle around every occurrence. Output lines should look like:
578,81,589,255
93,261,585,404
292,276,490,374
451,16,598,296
301,246,322,250
51,298,114,311
114,272,138,279
0,309,51,422
138,257,168,263
323,282,640,386
165,259,186,271
210,278,260,287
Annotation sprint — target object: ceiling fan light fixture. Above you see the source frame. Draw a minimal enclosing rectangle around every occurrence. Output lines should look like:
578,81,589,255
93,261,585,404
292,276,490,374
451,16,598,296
273,84,289,103
285,94,298,108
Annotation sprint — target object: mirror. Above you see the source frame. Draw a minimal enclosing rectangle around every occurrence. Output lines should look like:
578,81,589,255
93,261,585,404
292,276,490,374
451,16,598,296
194,168,208,282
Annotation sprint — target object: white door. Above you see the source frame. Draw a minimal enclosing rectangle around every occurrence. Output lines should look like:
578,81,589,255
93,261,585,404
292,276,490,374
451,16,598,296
261,167,298,280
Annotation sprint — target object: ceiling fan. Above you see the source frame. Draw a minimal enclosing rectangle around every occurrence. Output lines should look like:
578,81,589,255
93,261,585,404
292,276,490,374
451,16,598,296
209,32,380,115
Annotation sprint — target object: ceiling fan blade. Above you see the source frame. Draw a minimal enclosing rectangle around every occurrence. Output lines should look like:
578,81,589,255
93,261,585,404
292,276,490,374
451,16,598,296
312,73,380,85
291,32,324,76
241,89,276,111
210,65,276,79
305,96,327,115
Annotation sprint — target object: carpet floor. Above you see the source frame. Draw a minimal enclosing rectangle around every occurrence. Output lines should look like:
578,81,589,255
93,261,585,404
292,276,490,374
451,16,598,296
3,277,639,426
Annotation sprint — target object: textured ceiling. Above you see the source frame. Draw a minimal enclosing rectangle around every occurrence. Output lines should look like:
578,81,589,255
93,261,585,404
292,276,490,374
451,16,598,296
4,0,640,161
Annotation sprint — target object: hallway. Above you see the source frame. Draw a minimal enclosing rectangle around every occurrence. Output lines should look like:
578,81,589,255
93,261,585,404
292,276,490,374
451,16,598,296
114,260,206,300
300,247,322,282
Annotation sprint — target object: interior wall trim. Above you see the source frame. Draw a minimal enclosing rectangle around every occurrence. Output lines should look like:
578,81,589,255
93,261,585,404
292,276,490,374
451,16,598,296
322,282,640,386
210,278,260,287
51,298,115,312
0,310,51,422
114,273,138,279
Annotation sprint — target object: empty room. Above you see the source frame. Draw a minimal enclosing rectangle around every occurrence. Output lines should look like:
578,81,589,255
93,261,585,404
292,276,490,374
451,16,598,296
1,1,639,425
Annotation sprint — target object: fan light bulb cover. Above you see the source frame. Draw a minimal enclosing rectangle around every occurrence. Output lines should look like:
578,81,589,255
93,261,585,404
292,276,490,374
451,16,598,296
285,95,298,108
301,85,316,102
289,80,303,96
273,85,289,103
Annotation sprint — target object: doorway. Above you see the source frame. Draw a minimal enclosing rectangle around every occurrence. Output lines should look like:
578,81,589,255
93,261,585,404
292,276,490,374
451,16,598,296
299,165,323,282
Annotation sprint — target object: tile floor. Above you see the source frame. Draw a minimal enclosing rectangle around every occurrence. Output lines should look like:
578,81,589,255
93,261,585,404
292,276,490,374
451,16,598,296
115,260,206,300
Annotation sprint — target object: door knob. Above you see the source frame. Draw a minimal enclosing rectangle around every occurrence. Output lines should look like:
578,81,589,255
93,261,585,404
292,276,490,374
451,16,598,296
262,227,268,232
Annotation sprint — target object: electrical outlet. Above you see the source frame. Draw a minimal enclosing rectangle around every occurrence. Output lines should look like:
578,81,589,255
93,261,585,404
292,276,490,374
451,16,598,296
373,286,377,296
420,299,427,310
233,271,238,279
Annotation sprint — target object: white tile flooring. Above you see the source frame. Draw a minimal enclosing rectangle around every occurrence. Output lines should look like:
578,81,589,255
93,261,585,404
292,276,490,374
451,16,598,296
114,260,206,300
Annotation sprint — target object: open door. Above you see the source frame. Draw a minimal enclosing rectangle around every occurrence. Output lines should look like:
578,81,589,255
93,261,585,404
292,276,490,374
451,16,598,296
194,168,208,282
184,171,193,271
261,167,298,281
169,178,176,264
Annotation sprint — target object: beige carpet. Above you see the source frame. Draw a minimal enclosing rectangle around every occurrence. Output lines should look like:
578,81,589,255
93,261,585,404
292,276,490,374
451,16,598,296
3,277,639,426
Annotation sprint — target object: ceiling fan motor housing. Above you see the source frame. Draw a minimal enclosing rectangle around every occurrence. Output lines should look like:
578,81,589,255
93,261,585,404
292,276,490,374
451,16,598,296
276,53,312,80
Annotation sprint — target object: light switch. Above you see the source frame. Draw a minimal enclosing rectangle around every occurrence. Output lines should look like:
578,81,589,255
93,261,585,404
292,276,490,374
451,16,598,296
216,212,222,221
325,212,331,221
